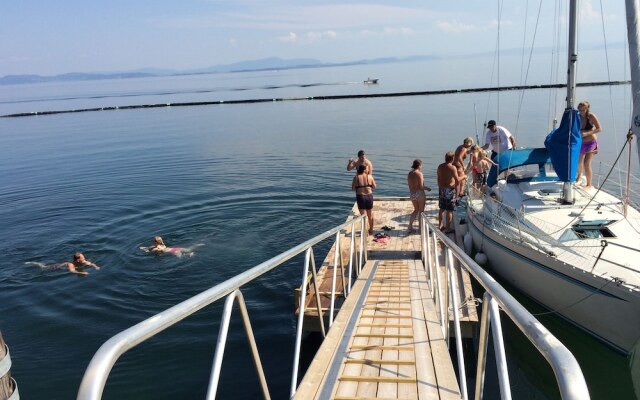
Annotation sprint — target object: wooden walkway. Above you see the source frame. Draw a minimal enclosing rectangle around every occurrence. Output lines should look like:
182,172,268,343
295,198,475,399
297,198,477,335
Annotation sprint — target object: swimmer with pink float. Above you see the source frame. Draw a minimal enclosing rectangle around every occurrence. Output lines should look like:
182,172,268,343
140,236,201,258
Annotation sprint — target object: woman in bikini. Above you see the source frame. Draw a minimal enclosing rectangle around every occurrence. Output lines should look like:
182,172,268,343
577,101,602,190
352,164,377,235
141,236,197,258
407,159,432,233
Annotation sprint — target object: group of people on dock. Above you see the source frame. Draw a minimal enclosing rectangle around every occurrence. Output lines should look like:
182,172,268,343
349,101,602,236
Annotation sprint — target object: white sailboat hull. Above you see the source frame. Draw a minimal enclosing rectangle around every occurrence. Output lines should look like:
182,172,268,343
467,201,640,354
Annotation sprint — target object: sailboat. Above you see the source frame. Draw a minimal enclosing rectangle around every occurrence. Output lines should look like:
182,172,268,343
466,0,640,355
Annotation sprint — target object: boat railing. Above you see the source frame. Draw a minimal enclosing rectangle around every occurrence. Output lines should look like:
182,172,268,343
594,159,640,210
76,215,368,400
419,213,590,400
466,186,611,270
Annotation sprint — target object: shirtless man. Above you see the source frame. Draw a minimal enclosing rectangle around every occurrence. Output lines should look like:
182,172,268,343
407,159,432,233
25,252,99,276
66,252,100,276
437,151,463,232
453,137,473,196
347,150,373,175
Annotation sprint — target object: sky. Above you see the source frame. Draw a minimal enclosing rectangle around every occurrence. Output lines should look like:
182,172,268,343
0,0,630,76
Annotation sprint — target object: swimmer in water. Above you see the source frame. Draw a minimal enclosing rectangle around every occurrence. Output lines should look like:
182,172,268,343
26,252,100,276
140,236,200,258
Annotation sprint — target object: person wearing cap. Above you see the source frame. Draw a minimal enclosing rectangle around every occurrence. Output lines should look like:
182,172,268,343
347,150,373,175
482,120,515,159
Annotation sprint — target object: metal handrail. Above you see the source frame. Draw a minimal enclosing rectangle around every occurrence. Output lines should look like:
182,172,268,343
77,215,367,400
419,213,590,400
207,290,270,399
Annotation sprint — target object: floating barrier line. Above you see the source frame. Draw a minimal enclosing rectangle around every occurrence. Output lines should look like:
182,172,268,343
1,80,629,118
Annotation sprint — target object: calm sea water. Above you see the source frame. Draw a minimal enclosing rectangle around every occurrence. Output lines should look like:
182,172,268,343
0,54,637,399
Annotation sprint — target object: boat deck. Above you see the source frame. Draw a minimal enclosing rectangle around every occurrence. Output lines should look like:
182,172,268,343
295,198,475,399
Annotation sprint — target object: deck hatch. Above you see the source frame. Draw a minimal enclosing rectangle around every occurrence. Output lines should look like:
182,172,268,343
570,219,616,239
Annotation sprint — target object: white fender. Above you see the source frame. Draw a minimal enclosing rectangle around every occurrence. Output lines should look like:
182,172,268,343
463,232,473,255
474,251,487,265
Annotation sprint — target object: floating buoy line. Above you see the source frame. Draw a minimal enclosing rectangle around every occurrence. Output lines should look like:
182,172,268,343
1,80,629,118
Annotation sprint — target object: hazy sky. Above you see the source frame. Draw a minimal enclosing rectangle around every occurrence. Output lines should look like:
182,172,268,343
1,0,629,76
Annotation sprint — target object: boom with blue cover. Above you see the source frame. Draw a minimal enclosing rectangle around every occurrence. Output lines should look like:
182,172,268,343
486,148,553,187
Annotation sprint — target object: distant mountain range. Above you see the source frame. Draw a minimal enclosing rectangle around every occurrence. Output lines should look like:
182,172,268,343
0,55,438,85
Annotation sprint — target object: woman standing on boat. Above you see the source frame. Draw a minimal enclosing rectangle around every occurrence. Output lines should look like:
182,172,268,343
352,164,377,235
577,101,602,190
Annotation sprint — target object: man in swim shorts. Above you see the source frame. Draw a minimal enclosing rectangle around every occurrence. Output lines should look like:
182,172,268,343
437,151,463,232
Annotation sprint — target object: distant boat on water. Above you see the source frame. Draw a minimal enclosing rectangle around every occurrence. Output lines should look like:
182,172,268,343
363,77,378,84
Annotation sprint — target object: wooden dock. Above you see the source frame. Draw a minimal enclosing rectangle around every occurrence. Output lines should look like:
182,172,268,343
296,198,477,335
295,198,477,399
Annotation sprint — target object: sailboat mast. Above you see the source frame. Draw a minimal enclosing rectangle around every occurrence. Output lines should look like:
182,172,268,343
625,0,640,165
560,0,579,203
566,0,579,109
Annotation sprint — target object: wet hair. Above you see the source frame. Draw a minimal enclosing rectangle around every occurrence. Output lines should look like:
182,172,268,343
411,159,422,169
73,252,83,262
357,150,365,157
445,151,455,162
463,137,474,146
357,164,367,174
154,236,165,246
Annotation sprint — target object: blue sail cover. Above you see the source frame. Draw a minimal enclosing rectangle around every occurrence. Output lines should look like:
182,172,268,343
544,108,581,182
486,148,553,187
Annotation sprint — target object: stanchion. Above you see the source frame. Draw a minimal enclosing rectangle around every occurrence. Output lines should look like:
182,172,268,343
0,331,18,400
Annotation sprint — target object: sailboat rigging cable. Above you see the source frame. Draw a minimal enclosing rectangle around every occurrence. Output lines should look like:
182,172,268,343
596,0,627,199
514,0,543,137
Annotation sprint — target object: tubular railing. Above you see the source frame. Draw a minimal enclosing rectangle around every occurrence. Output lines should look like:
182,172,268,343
77,215,367,400
419,213,590,400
